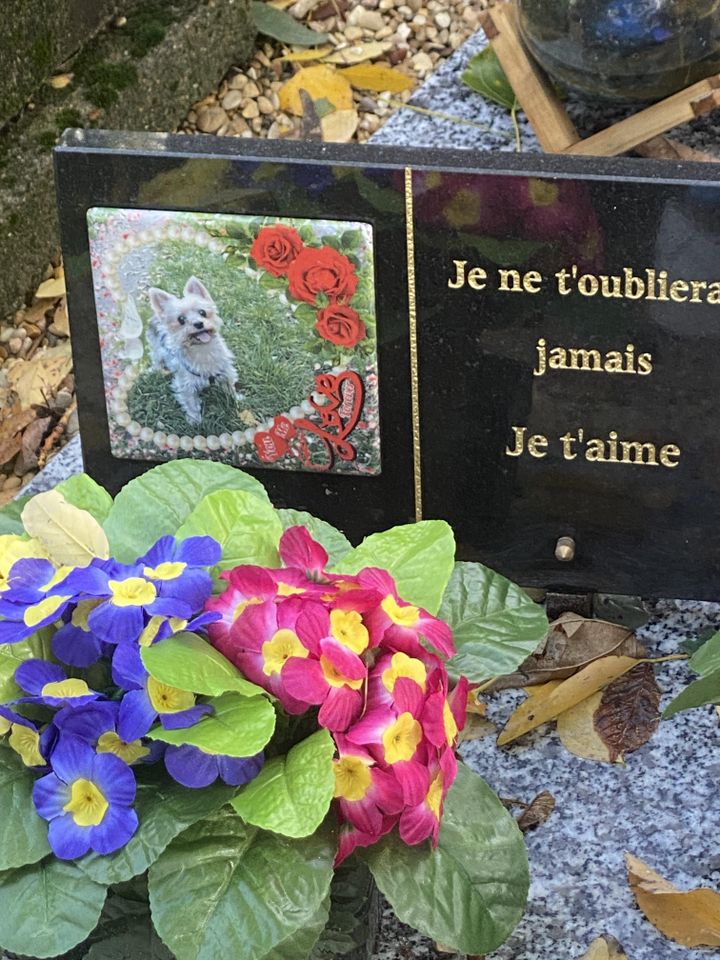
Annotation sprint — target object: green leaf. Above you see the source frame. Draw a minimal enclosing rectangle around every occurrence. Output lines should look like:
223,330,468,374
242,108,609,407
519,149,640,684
83,891,173,960
176,489,282,579
104,461,271,562
334,520,455,615
267,896,330,960
361,763,529,955
0,858,107,958
0,628,54,701
690,629,720,676
440,562,548,682
77,774,233,885
663,667,720,718
462,47,517,110
148,809,335,960
56,473,113,523
0,496,30,535
141,632,262,698
148,692,276,757
278,509,352,568
232,729,335,838
250,1,329,45
0,744,51,870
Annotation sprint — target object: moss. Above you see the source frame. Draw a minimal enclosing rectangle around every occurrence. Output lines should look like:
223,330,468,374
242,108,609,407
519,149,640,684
36,130,58,150
83,62,139,109
126,5,175,58
30,33,54,72
55,108,84,131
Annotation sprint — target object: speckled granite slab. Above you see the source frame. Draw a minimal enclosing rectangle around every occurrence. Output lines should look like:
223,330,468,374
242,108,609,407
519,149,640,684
36,33,720,959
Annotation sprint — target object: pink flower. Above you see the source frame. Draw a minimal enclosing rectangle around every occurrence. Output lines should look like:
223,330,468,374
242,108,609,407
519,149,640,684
279,525,331,579
399,748,458,846
332,736,403,835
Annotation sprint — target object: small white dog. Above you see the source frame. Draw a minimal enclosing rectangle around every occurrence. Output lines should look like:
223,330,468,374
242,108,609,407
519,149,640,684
147,277,239,425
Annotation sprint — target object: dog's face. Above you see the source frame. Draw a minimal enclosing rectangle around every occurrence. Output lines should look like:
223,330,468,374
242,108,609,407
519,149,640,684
149,277,221,350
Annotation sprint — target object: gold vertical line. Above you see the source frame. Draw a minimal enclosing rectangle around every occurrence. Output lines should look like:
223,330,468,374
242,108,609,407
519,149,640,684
404,166,423,522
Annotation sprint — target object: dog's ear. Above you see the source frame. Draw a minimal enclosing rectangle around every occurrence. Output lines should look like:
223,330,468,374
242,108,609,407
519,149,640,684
149,287,175,317
184,276,213,303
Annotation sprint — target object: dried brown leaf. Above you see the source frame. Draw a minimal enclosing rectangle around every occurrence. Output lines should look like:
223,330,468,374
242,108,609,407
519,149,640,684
35,276,66,300
517,791,555,832
626,853,720,947
20,416,52,470
556,691,613,763
594,663,661,762
320,107,359,142
458,714,496,743
322,40,393,65
580,936,628,959
6,343,73,408
492,613,647,691
52,300,70,337
497,656,642,746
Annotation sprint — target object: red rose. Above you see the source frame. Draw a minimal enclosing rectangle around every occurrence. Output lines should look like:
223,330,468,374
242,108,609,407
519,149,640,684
250,225,304,276
287,246,358,304
315,304,366,348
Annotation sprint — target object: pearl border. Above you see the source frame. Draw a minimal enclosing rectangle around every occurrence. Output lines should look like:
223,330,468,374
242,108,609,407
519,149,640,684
105,220,342,456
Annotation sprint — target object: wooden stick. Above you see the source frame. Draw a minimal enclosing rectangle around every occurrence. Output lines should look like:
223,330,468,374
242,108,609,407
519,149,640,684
480,3,580,153
564,77,720,157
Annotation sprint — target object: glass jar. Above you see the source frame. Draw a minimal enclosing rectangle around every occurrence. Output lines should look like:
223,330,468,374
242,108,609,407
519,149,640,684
518,0,720,101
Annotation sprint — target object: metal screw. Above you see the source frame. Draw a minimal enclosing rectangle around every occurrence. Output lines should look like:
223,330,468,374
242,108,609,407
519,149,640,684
555,536,576,562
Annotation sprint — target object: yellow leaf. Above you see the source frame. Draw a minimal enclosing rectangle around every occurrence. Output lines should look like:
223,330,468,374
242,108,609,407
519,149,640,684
279,65,354,116
580,936,628,959
321,107,359,142
323,41,393,65
35,276,66,299
497,656,641,746
556,691,614,763
466,689,487,716
275,46,334,62
21,490,110,566
340,63,415,93
626,854,720,947
48,73,73,89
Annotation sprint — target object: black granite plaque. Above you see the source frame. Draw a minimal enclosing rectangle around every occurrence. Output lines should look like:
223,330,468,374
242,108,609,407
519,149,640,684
55,130,720,600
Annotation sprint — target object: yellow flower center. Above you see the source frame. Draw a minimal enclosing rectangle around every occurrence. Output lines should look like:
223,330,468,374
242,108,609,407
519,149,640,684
147,676,196,714
333,755,372,801
426,772,444,820
381,595,420,628
382,712,422,764
23,594,70,627
97,731,150,765
234,596,263,621
109,577,157,607
64,778,108,827
9,724,44,767
382,652,427,694
330,609,369,654
277,582,306,597
0,716,11,736
261,629,308,677
320,656,364,690
40,565,74,591
443,699,458,745
139,615,188,647
71,599,102,631
41,678,92,700
143,561,187,581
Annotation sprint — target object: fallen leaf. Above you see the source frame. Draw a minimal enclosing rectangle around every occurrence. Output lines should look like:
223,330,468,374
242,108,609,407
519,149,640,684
339,63,415,93
48,73,73,89
268,0,296,8
289,0,325,16
497,656,642,746
594,663,661,762
466,689,487,715
21,490,110,565
6,343,73,408
279,65,353,116
492,613,647,690
52,300,70,337
20,416,52,471
462,47,517,111
580,936,628,959
458,714,496,743
0,434,22,469
35,276,66,299
626,853,720,947
517,791,555,832
322,41,393,65
556,691,613,763
321,107,359,142
250,0,329,44
275,45,334,62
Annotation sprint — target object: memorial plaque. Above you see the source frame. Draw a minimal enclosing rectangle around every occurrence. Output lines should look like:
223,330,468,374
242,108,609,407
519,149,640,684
55,130,720,599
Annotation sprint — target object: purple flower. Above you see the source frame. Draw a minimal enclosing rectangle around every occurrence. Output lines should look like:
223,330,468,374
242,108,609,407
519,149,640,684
164,744,264,789
32,737,138,859
112,643,212,741
54,701,156,766
14,659,100,710
0,558,76,644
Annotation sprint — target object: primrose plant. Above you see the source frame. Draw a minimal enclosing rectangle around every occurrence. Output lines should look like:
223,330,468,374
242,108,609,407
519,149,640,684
0,461,547,960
